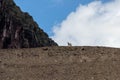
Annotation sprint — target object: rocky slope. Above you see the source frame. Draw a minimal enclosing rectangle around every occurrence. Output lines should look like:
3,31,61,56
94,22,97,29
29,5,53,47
0,0,58,49
0,46,120,80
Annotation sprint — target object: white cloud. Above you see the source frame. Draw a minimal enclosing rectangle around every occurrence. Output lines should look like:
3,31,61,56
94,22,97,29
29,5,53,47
51,0,120,47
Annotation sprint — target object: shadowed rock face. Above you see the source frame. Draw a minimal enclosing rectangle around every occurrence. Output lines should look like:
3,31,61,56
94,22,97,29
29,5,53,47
0,0,58,48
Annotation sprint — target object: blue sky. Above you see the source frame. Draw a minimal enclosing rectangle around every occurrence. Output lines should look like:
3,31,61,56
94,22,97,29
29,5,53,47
14,0,111,36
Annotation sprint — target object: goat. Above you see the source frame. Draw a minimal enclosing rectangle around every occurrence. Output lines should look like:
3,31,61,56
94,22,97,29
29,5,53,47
67,42,72,46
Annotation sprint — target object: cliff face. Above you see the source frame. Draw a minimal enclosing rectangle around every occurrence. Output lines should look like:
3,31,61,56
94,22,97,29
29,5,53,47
0,0,58,48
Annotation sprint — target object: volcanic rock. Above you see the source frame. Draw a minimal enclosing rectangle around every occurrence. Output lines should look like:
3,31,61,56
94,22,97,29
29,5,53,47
0,0,58,49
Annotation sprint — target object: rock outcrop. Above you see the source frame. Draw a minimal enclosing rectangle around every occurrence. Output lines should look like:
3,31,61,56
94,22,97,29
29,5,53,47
0,0,58,49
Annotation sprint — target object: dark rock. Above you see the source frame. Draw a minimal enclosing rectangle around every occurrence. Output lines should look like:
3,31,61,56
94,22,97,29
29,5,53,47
81,48,85,51
0,0,58,49
42,47,49,51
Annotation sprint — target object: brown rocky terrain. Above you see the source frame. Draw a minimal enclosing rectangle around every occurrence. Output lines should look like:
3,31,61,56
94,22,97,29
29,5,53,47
0,46,120,80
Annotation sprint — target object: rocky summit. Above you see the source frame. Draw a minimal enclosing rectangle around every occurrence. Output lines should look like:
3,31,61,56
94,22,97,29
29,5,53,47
0,0,58,49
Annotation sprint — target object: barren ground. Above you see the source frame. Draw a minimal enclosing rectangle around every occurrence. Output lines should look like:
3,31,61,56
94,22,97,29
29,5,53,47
0,46,120,80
